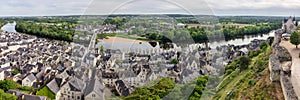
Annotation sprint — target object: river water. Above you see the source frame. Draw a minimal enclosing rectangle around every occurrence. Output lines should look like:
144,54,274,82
98,31,275,50
1,22,275,49
207,31,274,48
1,22,16,32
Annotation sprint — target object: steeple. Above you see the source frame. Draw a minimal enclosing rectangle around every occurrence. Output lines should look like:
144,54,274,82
283,17,288,23
293,16,296,21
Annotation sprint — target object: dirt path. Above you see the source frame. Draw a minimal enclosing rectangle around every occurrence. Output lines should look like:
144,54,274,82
280,39,300,98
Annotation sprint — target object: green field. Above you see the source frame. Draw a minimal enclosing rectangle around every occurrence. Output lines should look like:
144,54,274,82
97,33,151,41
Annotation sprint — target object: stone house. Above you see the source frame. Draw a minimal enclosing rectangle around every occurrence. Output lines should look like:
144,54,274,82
84,78,104,100
0,68,5,80
22,73,37,87
59,77,85,100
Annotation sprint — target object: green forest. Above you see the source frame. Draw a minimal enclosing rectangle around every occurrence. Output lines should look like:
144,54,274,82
15,22,74,42
5,16,282,44
128,22,281,44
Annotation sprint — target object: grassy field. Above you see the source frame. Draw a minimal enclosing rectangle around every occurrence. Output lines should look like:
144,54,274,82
97,33,151,41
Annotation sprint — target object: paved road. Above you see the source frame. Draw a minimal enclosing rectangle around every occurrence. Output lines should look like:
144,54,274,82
280,39,300,98
82,31,97,61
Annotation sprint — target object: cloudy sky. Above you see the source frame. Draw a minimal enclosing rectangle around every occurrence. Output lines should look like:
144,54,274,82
1,0,300,16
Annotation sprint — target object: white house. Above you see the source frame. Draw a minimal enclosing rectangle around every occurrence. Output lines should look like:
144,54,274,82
0,68,5,80
59,77,85,100
22,73,37,87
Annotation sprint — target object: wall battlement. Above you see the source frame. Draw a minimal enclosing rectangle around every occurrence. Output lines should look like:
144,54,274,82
270,29,298,100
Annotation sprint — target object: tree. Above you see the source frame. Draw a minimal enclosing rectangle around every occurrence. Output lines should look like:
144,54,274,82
259,42,269,51
124,78,175,100
0,89,17,100
11,70,20,76
237,56,251,71
290,32,300,48
171,58,179,64
0,80,17,91
36,86,56,99
100,45,104,53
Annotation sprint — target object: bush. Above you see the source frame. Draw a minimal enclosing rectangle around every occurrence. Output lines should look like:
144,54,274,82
248,80,256,86
236,56,251,71
225,65,236,71
171,58,179,64
18,86,34,91
260,42,269,51
0,80,18,91
248,50,262,58
226,69,234,75
11,70,20,75
36,86,56,99
0,89,17,100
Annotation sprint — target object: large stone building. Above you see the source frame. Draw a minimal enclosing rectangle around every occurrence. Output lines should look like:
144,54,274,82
282,16,298,34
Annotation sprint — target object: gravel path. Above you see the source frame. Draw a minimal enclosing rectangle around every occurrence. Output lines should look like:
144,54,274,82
280,39,300,98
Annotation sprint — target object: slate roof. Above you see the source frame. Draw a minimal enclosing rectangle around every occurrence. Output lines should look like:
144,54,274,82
7,90,24,97
0,68,4,73
181,69,193,77
68,77,85,91
53,56,59,61
115,80,130,96
46,78,62,94
118,70,136,78
23,94,47,100
84,78,104,96
25,73,37,82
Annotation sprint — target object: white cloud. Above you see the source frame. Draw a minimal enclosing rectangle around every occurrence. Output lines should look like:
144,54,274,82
0,0,300,16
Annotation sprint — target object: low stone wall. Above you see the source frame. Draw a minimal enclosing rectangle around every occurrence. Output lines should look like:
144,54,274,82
281,74,298,100
270,29,298,100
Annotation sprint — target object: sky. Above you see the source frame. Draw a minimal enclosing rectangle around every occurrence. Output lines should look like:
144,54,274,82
1,0,300,16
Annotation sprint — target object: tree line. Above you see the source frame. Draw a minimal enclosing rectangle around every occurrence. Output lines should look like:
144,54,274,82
128,23,281,44
15,22,74,42
221,23,281,40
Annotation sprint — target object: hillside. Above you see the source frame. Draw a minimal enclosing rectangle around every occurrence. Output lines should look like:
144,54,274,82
214,46,284,100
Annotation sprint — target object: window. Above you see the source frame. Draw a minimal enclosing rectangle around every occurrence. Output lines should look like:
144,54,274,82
92,94,95,97
77,96,80,100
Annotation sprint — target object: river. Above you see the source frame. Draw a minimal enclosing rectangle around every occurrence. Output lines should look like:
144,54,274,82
1,22,275,50
97,31,275,50
207,31,275,48
1,22,17,32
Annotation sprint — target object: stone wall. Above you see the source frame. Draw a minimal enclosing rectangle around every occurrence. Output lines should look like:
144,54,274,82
270,29,298,100
269,54,281,82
